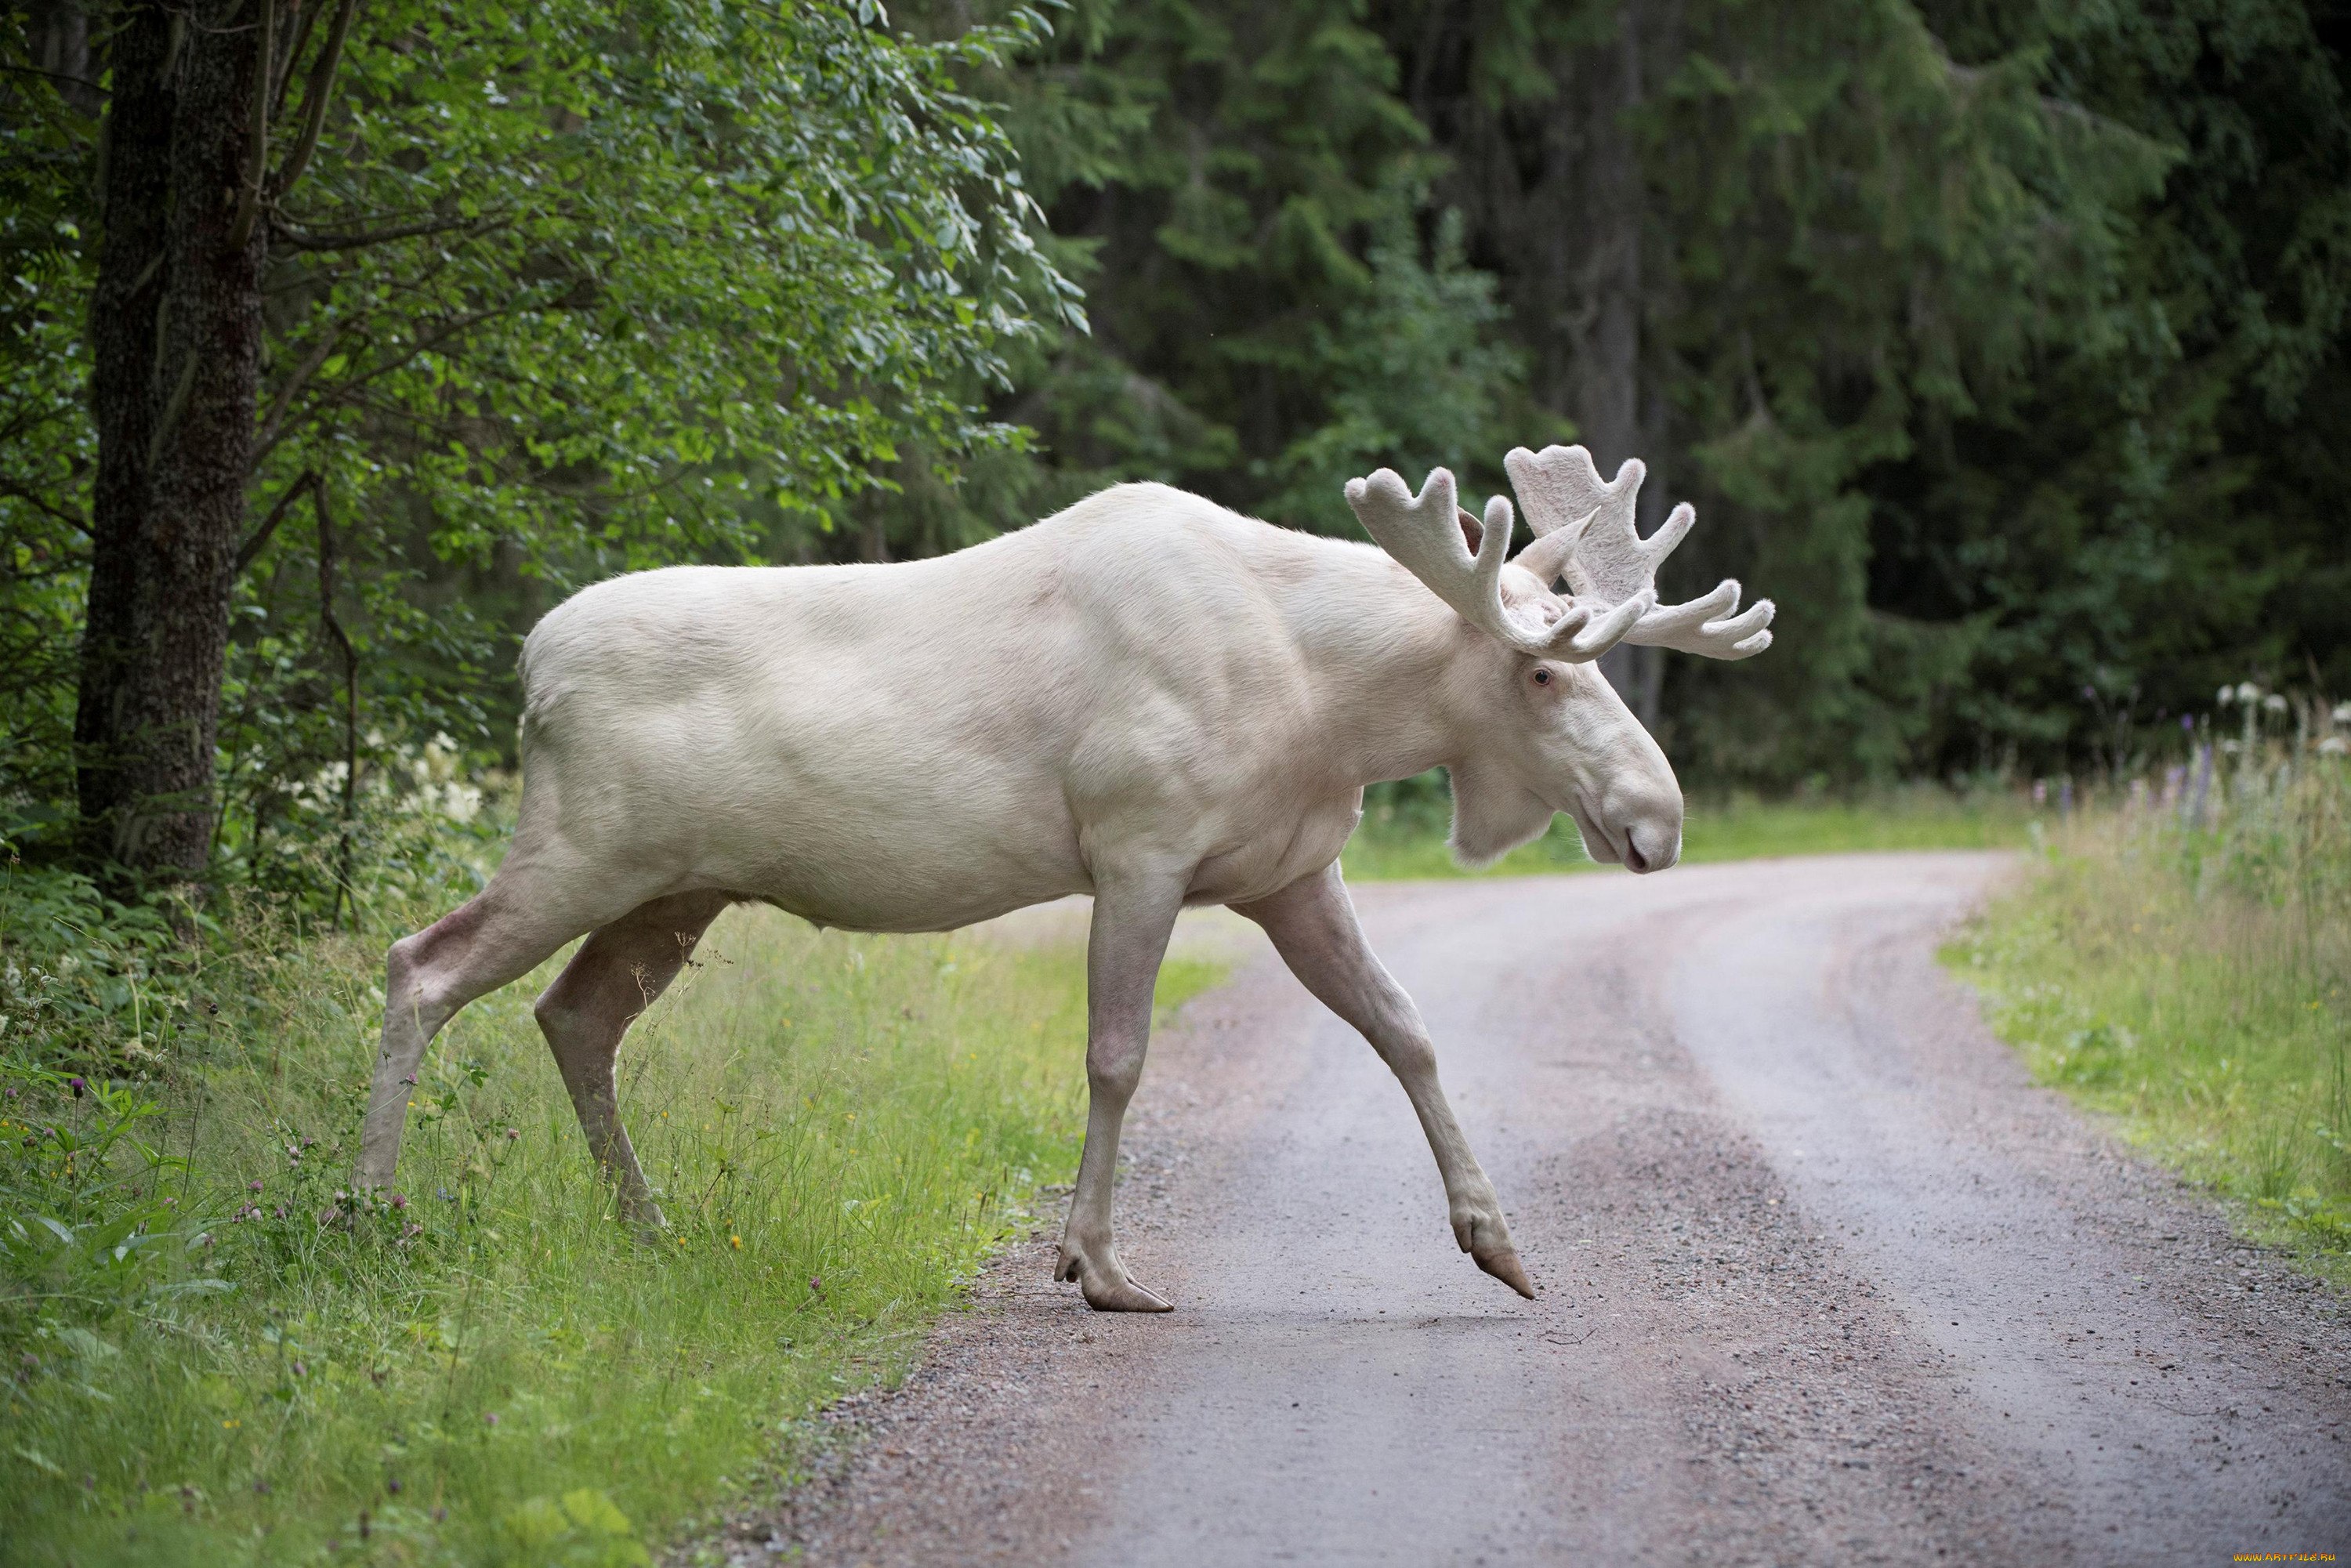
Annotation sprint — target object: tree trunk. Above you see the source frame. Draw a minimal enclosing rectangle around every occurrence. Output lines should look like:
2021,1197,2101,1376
74,2,270,877
1576,4,1665,728
1402,2,1667,728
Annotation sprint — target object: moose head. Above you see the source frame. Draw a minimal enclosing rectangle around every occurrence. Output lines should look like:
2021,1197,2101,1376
1345,445,1774,875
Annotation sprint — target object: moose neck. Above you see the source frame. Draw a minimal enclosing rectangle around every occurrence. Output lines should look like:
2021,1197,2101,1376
1281,544,1505,791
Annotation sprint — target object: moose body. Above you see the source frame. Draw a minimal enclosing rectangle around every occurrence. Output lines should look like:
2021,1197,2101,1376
518,483,1398,932
360,452,1773,1310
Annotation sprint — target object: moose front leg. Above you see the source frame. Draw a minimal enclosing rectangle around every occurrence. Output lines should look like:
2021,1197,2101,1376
1237,862,1535,1298
1056,871,1186,1313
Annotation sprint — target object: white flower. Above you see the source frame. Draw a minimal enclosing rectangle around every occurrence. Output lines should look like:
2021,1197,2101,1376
2333,701,2351,725
2321,735,2349,757
2265,693,2289,713
2237,681,2263,704
2217,686,2235,706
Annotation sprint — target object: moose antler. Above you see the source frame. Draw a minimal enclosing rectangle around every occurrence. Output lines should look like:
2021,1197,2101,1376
1344,466,1654,662
1502,445,1773,661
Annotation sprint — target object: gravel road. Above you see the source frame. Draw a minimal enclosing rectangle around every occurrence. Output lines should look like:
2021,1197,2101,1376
708,852,2351,1567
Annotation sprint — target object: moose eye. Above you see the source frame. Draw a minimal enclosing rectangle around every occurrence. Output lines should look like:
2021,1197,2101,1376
1531,668,1552,686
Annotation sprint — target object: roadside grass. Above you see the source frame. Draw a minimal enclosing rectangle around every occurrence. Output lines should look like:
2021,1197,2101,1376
1949,754,2351,1284
1341,777,2032,881
2,878,1219,1566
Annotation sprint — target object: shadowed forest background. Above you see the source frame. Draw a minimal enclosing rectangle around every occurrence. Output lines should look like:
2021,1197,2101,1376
5,0,2351,902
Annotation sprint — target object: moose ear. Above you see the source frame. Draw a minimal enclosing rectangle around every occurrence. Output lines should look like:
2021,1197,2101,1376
1455,507,1483,555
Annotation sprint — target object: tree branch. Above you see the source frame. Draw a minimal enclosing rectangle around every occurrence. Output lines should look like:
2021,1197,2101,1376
271,0,321,121
312,473,361,929
0,478,91,535
227,0,277,252
252,328,346,464
234,469,319,575
269,0,358,205
267,211,506,253
245,302,517,469
147,353,200,470
0,62,109,96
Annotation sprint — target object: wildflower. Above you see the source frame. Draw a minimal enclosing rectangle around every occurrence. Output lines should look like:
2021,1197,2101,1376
730,1234,742,1249
2237,680,2262,704
2333,701,2351,725
483,1412,499,1427
389,1192,407,1211
2264,693,2288,713
249,1180,264,1193
505,1127,520,1140
2320,736,2349,757
66,1076,85,1095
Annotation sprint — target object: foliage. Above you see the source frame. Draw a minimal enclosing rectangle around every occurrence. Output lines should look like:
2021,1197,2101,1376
1953,704,2351,1277
1874,0,2351,776
1638,0,2175,777
0,853,1220,1565
925,0,1541,537
0,0,1075,894
0,25,93,837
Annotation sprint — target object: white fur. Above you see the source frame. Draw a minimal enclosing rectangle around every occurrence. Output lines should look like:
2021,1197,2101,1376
357,475,1737,1311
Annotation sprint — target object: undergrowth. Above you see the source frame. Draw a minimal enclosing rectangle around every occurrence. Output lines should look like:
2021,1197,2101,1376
1951,717,2351,1282
1,837,1216,1565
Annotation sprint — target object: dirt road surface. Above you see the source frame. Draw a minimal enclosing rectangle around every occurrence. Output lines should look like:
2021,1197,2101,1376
709,852,2351,1566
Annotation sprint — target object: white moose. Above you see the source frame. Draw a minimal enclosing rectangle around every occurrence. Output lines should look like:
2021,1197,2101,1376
358,445,1771,1311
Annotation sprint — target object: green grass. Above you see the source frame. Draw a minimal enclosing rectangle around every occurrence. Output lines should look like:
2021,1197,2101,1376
1340,784,2033,880
1,896,1219,1566
1950,762,2351,1280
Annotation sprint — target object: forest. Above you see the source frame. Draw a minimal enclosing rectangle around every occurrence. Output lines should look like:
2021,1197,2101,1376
3,0,2349,900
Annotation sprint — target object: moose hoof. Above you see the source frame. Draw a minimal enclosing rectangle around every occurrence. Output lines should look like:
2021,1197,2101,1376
619,1198,670,1243
1475,1246,1536,1299
1056,1244,1172,1313
1083,1276,1173,1313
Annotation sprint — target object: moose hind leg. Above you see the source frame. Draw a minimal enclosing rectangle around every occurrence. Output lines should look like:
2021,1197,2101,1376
360,874,612,1190
532,890,732,1230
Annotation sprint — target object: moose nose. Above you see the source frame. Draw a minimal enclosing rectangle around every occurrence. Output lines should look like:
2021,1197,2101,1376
1623,824,1679,875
